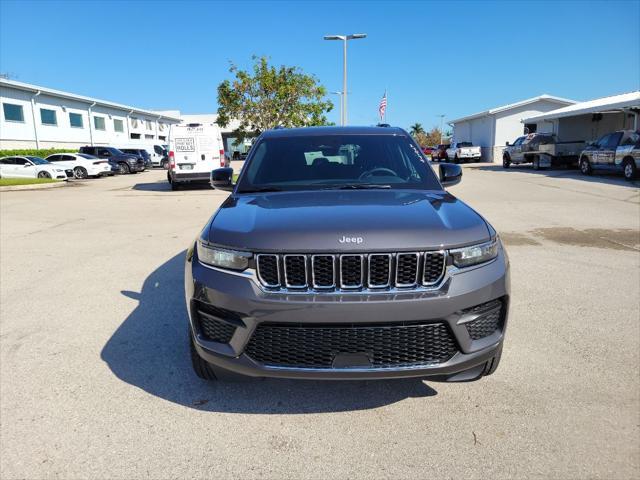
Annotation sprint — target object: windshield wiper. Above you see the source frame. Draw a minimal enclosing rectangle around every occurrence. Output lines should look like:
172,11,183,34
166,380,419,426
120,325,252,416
237,187,283,193
322,184,392,190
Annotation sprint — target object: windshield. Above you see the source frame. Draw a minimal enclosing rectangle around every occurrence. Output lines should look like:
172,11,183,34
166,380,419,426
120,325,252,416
236,133,442,192
458,142,473,147
77,153,97,159
26,156,48,164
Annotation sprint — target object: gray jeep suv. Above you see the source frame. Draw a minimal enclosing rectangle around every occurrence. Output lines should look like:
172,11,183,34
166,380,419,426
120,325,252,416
186,126,510,381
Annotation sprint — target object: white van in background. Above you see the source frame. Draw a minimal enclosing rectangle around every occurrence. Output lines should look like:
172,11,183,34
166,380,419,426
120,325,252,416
167,123,225,190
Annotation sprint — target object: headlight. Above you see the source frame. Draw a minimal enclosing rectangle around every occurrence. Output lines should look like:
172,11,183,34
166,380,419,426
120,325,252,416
450,238,499,268
196,239,250,271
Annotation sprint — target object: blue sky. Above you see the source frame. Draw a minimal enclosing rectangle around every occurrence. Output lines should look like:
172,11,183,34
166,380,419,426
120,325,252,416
1,0,638,130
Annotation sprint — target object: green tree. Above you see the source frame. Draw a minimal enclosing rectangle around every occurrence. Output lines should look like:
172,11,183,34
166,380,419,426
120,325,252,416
217,56,333,139
409,123,426,136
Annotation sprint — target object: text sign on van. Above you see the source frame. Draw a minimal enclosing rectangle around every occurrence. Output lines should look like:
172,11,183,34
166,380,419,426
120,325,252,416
175,138,196,152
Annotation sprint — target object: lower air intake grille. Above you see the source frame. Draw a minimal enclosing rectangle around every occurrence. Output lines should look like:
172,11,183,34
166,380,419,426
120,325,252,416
245,322,458,369
463,299,504,340
198,313,236,343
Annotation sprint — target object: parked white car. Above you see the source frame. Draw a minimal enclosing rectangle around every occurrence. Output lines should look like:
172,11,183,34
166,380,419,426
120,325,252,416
45,153,112,179
0,156,69,179
445,142,482,163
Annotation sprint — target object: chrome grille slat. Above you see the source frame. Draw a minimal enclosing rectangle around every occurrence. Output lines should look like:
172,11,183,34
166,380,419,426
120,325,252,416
258,251,447,291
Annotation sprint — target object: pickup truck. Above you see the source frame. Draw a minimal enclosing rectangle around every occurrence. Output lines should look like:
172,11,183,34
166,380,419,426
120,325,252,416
503,133,584,170
579,130,639,180
446,142,482,163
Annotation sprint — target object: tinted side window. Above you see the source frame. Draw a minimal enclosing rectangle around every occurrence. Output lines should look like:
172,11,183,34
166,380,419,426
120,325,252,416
62,155,76,161
597,134,610,147
606,132,623,148
14,158,28,165
48,155,62,162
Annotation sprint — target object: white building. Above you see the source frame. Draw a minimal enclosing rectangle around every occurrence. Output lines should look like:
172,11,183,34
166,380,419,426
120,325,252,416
522,91,640,142
448,95,576,162
0,79,182,150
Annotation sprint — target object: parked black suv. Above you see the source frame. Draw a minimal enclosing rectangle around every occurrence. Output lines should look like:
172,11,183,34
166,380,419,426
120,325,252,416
120,148,152,170
78,146,144,174
186,126,510,382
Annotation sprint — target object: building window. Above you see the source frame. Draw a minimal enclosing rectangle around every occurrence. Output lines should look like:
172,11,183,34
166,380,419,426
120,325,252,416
113,118,124,132
3,103,24,122
159,122,165,131
131,117,138,128
94,116,106,131
130,133,141,139
69,112,83,128
524,123,537,134
146,120,153,130
40,108,57,125
158,135,166,141
145,134,154,140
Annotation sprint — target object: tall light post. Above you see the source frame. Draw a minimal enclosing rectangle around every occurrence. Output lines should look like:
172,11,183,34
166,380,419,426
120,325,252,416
324,33,366,125
436,114,445,144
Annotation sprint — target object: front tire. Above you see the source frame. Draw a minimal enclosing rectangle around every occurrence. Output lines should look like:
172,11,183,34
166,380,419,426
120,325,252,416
580,156,592,175
38,171,52,179
622,158,637,180
118,163,130,174
74,166,88,179
502,155,511,169
189,334,218,381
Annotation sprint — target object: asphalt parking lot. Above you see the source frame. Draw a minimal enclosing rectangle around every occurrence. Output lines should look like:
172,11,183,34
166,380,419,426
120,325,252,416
1,166,639,479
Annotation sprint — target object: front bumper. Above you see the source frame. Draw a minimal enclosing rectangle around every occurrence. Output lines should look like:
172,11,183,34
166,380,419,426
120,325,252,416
186,245,510,380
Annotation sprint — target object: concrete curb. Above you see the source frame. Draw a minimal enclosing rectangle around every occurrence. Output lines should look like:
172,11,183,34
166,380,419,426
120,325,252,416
0,181,70,192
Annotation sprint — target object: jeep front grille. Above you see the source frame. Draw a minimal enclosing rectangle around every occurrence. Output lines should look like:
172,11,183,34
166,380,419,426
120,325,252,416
255,251,446,291
245,321,458,369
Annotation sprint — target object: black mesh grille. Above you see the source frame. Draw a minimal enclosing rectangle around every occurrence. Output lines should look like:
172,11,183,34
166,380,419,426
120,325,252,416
340,255,363,287
284,255,307,287
463,299,504,340
245,322,458,369
197,311,237,343
369,254,391,287
312,256,334,288
257,255,279,286
423,252,445,284
396,254,418,285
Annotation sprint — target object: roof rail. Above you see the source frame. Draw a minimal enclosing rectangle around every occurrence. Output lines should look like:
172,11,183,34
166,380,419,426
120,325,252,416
376,123,391,127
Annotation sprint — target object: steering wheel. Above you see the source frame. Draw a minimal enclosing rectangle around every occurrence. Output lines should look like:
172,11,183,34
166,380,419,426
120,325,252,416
358,167,398,180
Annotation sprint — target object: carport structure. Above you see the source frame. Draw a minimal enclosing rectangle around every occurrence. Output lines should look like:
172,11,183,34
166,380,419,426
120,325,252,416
523,91,640,143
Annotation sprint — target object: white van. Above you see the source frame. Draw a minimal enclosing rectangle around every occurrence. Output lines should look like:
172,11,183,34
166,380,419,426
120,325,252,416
168,123,225,190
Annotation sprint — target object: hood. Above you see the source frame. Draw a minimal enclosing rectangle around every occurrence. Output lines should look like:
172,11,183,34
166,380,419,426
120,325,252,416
207,190,491,252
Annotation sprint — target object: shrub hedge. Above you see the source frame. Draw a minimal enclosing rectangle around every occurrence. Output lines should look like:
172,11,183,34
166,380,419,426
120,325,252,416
0,148,75,158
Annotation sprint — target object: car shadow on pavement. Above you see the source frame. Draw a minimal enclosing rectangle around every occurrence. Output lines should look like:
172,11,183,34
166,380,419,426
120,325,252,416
473,164,639,188
101,252,438,413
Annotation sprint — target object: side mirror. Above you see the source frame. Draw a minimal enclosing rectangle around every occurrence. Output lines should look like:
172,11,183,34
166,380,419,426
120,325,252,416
210,167,234,191
24,163,32,168
439,163,462,188
505,141,510,146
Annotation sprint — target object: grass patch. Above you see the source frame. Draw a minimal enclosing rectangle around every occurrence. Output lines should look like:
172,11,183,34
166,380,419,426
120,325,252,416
0,178,61,187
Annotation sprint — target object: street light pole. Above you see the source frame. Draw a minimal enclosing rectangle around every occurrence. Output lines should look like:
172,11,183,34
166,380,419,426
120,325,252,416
324,33,367,126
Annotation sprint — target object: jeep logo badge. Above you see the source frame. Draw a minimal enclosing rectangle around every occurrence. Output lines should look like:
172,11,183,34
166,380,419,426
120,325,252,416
338,235,363,244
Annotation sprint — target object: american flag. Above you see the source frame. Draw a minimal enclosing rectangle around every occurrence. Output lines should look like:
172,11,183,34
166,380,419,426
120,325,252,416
378,91,387,121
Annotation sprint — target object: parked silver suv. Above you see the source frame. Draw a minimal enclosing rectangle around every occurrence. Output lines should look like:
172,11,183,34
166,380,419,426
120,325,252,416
186,127,510,381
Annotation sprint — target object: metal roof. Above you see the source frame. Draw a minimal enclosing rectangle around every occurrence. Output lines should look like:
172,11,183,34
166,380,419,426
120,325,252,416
522,91,640,123
448,94,577,125
0,78,182,122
